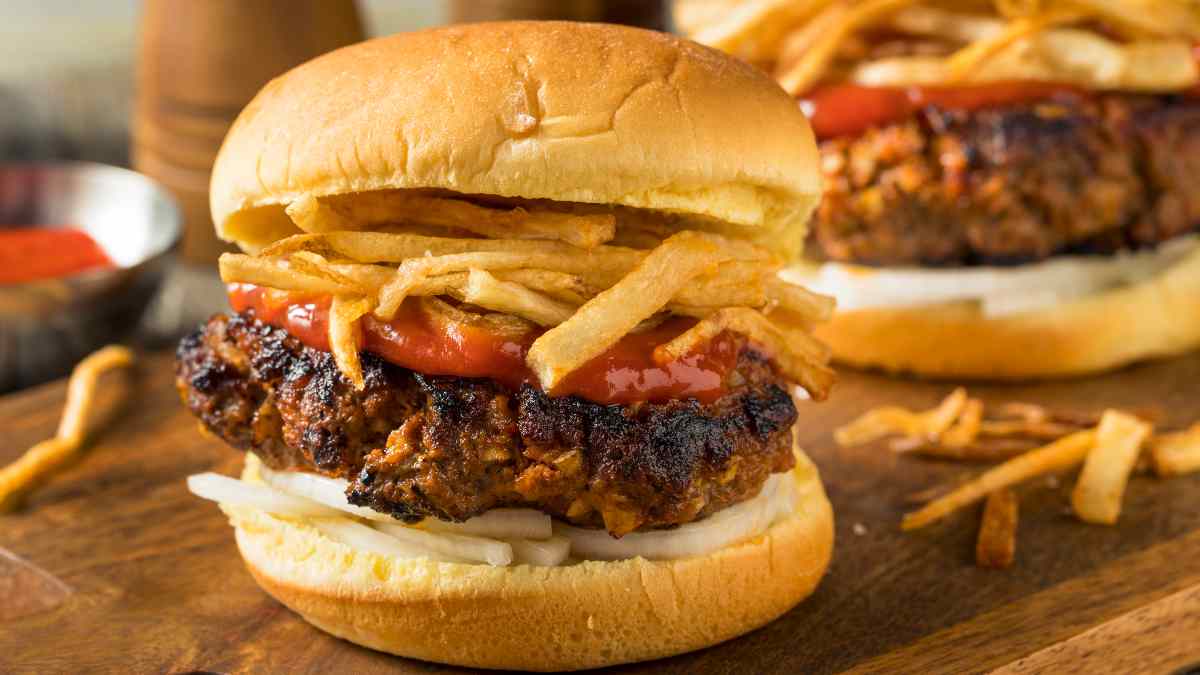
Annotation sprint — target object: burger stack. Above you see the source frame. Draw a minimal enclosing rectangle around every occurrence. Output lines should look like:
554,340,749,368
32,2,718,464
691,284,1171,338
180,22,837,670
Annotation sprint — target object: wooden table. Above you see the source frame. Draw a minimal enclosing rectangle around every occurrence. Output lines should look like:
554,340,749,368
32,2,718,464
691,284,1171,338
2,350,1199,674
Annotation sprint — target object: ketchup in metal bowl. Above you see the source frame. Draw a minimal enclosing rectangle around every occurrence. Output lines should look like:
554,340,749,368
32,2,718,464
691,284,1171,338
0,228,115,284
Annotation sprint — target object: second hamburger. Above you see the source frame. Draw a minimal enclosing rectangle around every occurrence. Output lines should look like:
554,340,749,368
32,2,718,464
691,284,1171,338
684,1,1200,378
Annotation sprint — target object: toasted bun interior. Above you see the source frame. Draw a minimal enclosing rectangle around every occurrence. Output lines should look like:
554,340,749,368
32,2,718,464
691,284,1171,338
814,245,1200,379
210,21,821,256
226,447,833,671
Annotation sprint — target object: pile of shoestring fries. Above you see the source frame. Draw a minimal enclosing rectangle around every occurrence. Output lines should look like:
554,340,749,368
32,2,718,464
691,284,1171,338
219,190,837,397
677,0,1200,96
836,388,1200,568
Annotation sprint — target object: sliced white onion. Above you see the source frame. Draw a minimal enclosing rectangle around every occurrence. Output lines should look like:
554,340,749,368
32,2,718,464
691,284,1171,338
257,464,391,522
509,536,572,567
257,464,555,541
310,518,464,563
187,473,343,518
373,521,513,567
783,235,1198,318
197,466,798,566
556,474,796,562
420,508,554,541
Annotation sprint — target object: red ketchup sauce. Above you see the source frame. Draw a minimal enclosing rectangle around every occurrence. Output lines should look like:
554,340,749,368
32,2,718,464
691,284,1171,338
802,46,1200,138
227,284,741,405
800,82,1088,140
0,228,114,284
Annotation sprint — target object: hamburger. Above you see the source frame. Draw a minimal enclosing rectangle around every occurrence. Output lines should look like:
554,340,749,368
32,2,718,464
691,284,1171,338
683,0,1200,379
178,22,834,671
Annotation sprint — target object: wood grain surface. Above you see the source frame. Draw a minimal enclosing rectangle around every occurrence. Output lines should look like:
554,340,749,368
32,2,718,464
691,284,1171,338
1,350,1198,674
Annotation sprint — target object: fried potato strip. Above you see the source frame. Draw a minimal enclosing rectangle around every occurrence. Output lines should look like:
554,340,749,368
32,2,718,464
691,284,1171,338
902,430,1095,530
463,269,576,327
1071,410,1152,525
1151,423,1200,477
0,346,135,511
834,388,967,446
286,192,616,249
328,296,374,390
654,307,835,400
526,232,727,390
976,488,1019,569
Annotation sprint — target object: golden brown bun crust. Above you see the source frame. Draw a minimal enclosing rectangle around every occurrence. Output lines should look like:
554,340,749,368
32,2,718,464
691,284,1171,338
815,247,1200,379
210,21,821,253
228,451,833,671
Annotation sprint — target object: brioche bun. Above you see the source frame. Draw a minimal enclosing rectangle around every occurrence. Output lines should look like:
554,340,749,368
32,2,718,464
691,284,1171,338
209,21,821,257
814,246,1200,379
226,447,833,671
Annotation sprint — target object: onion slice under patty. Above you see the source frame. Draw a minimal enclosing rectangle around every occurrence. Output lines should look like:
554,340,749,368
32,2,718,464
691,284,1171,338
555,473,796,561
420,508,554,541
187,473,344,518
310,518,464,563
190,459,797,566
256,464,392,522
509,536,572,567
255,457,555,540
784,235,1198,317
374,521,513,566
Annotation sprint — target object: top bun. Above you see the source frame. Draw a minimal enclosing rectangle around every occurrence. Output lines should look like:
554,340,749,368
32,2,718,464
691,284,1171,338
210,21,821,254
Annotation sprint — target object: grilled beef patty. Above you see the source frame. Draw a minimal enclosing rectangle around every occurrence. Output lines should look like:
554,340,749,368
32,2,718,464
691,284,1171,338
813,95,1200,266
176,312,798,536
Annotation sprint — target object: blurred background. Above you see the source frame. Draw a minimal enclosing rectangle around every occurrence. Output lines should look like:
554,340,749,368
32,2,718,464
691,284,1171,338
1,1,444,168
0,1,672,168
0,0,670,390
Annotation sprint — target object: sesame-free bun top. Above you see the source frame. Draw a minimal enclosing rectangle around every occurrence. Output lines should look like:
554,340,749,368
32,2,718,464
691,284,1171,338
209,21,822,254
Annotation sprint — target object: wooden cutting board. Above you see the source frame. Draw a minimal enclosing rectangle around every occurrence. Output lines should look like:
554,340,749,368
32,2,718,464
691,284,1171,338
2,350,1199,674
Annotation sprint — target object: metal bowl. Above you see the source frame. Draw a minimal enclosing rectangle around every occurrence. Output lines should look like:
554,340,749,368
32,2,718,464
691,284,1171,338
0,162,181,393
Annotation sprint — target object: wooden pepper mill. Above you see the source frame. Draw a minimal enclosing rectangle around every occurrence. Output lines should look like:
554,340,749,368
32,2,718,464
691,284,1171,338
133,0,364,262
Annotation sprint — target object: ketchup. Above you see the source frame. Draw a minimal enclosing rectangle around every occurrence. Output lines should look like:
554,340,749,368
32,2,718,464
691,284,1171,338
228,284,741,405
555,318,739,404
802,44,1200,137
0,228,114,284
800,82,1088,140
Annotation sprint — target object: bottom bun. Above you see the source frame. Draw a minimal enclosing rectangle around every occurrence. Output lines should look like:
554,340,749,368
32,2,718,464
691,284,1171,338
813,246,1200,379
227,447,833,671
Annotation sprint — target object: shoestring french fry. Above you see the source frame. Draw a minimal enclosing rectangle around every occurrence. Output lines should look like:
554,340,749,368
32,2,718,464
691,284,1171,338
1071,410,1153,525
462,269,577,327
0,345,135,511
940,398,984,449
328,296,374,390
653,307,836,400
1151,423,1200,477
943,8,1086,82
526,232,729,390
891,436,1039,462
219,253,361,296
686,0,1200,95
833,388,966,446
287,192,617,249
975,488,1019,569
901,430,1096,531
